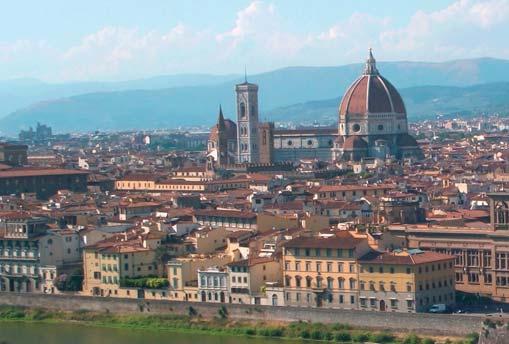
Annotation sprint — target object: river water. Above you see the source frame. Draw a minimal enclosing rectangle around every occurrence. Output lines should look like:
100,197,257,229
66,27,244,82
0,322,296,344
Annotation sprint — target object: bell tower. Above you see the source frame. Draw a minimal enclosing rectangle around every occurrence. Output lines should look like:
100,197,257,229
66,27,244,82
236,77,259,163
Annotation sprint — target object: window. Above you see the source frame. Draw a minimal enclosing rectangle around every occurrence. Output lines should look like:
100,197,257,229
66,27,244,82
484,272,492,285
360,298,366,307
316,262,321,272
327,262,332,272
468,272,480,284
338,278,345,289
467,250,480,267
352,124,361,132
378,124,384,131
327,278,334,289
306,277,312,288
350,295,355,304
390,299,398,308
483,251,492,267
296,276,302,288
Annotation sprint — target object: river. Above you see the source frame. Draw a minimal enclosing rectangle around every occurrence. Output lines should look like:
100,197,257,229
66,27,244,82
0,322,298,344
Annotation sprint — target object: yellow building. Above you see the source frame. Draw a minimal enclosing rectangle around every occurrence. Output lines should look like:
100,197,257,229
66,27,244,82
358,249,455,313
82,236,160,298
282,231,371,309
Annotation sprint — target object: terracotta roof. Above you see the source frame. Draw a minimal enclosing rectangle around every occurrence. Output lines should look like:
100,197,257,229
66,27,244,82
194,208,256,219
284,231,364,249
317,183,396,193
343,136,368,150
359,250,455,265
0,168,88,178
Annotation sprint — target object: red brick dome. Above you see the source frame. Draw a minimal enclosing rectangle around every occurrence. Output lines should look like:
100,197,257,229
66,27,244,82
339,50,406,117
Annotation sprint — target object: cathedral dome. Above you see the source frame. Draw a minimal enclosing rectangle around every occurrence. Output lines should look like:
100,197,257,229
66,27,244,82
339,50,406,117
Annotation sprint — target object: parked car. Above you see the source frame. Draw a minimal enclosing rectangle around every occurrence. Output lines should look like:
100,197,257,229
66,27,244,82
429,304,447,313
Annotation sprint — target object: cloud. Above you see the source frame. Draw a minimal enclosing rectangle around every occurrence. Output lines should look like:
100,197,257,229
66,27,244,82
379,0,509,59
1,0,509,81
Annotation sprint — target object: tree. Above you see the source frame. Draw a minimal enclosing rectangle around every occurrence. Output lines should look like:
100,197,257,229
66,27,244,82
54,268,84,292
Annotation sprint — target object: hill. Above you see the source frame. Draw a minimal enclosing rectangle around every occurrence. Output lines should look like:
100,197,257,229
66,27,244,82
2,58,509,133
267,82,509,123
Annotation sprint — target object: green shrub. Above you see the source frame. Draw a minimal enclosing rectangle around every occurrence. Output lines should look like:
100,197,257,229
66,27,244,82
483,319,496,329
311,329,324,340
464,333,479,344
0,306,25,319
353,332,370,343
403,333,422,344
244,328,256,336
334,331,352,342
300,329,311,339
332,323,351,331
269,327,284,337
217,306,228,319
370,332,395,343
422,338,435,344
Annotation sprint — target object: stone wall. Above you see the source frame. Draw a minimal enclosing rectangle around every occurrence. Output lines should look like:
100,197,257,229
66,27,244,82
0,292,483,336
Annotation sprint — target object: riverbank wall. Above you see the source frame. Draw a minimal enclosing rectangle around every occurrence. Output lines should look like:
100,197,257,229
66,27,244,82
0,292,484,335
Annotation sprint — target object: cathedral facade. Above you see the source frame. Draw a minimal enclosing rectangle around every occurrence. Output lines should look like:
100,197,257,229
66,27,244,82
207,50,423,167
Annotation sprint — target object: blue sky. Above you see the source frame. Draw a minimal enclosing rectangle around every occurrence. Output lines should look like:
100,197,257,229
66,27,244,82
1,0,508,82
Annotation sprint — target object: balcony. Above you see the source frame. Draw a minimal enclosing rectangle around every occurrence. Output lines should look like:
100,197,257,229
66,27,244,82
0,250,39,261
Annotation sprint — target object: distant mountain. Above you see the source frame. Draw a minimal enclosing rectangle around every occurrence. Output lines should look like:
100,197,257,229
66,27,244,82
0,73,240,119
2,57,509,134
267,82,509,123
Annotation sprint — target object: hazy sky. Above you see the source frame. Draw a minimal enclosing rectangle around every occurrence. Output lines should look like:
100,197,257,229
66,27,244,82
1,0,508,82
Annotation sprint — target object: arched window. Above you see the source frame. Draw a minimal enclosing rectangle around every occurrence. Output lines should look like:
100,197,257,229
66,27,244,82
295,276,302,288
327,277,334,289
272,294,278,306
240,103,246,118
285,275,291,287
338,278,345,289
306,276,312,288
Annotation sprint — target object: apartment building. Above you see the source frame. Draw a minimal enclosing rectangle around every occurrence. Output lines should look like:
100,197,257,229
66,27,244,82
282,231,371,309
358,250,455,313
